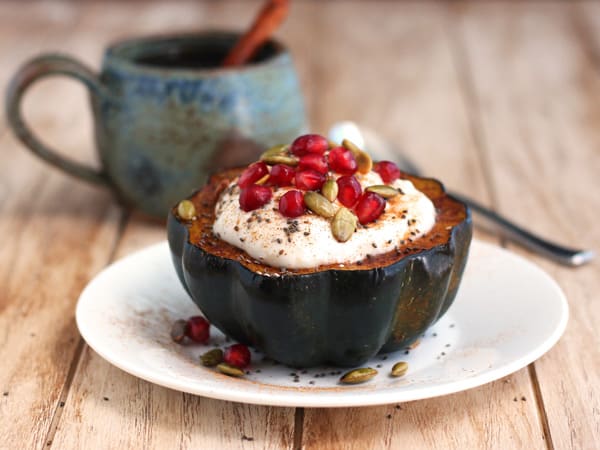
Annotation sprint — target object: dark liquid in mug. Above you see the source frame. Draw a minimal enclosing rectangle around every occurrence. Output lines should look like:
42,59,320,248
134,40,278,69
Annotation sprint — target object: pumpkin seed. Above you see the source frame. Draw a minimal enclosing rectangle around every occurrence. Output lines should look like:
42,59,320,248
170,319,187,343
391,361,409,378
177,200,196,220
340,367,378,384
366,185,400,199
342,139,372,174
355,151,372,174
216,363,245,377
304,191,337,219
332,207,357,242
255,174,270,185
321,179,339,202
259,144,289,160
260,154,299,166
341,138,361,156
201,348,223,367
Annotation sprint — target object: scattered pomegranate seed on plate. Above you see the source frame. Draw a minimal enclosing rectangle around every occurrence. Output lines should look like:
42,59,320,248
223,344,251,368
185,316,210,343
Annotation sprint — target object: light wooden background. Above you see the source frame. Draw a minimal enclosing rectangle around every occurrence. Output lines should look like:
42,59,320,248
0,1,599,449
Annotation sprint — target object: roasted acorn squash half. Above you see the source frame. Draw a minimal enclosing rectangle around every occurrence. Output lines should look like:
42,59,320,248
168,167,472,367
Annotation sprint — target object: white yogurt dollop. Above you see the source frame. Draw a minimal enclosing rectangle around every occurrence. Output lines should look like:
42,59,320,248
212,171,435,269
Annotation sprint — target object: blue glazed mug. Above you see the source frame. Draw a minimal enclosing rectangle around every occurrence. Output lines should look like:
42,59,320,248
6,32,306,217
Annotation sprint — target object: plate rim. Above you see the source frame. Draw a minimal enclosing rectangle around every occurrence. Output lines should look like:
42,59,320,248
76,239,568,408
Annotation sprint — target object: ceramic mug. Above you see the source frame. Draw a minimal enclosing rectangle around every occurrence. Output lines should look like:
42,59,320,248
6,32,306,217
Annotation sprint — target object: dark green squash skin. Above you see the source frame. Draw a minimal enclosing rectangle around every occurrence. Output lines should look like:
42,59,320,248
168,185,472,368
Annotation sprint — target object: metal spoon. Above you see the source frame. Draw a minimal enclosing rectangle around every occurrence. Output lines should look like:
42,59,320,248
328,121,594,267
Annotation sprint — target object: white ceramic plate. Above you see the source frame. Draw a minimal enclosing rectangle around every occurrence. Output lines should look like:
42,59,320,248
76,240,568,407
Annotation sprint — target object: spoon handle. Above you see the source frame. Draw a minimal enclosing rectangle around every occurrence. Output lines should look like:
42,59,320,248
449,192,594,267
328,122,594,267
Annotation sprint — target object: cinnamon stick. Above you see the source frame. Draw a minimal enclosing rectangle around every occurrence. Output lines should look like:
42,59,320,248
222,0,289,67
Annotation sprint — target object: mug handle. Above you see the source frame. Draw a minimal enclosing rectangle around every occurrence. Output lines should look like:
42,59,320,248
5,54,113,186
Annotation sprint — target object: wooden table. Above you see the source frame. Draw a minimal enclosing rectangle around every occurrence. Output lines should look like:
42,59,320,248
1,1,599,449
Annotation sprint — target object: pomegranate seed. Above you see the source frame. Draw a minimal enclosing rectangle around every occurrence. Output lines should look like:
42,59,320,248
185,316,210,343
328,146,357,175
279,190,305,218
299,153,328,174
239,185,272,211
238,162,269,188
295,170,325,191
355,191,386,224
336,175,362,207
223,343,251,368
290,134,328,156
374,161,402,183
269,164,295,186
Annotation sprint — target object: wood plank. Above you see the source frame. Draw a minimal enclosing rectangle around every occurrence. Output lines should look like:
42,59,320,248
7,1,591,449
48,2,296,449
301,2,545,449
0,3,124,449
455,1,600,449
50,214,295,450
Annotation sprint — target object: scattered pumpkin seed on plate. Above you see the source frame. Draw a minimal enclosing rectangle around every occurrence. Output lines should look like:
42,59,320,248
391,361,409,377
216,363,245,377
340,367,378,384
201,348,224,367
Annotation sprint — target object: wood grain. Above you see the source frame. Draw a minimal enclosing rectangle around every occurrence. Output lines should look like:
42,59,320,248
1,1,598,449
46,2,296,449
0,4,123,450
299,3,545,449
49,215,295,450
454,2,600,449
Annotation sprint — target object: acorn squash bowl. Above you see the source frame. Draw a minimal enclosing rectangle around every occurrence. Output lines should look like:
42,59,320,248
167,167,472,368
